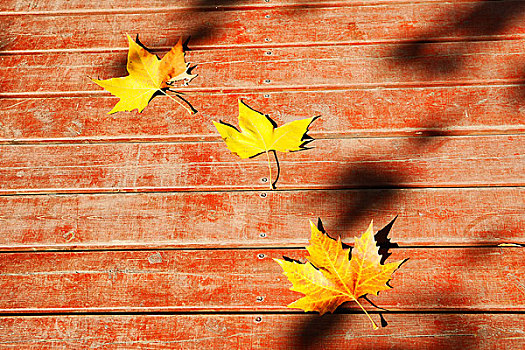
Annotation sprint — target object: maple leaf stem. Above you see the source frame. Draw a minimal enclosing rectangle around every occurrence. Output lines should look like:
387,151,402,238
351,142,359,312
265,150,274,190
160,90,196,114
352,296,379,330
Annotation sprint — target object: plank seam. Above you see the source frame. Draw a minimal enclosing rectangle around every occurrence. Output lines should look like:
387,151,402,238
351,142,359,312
1,35,525,55
0,245,522,254
0,185,525,198
1,127,525,146
0,310,523,317
2,79,525,99
0,130,522,143
0,184,523,197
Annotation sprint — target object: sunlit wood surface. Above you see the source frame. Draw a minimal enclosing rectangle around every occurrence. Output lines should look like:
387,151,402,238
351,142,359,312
0,0,524,348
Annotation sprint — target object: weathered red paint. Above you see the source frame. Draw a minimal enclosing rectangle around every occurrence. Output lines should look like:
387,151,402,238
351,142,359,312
0,0,523,347
1,41,525,94
0,314,524,349
0,248,523,313
0,84,524,142
0,188,523,250
0,135,523,194
0,2,524,51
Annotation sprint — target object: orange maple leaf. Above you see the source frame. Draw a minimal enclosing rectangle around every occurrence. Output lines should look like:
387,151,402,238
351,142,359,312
275,220,405,329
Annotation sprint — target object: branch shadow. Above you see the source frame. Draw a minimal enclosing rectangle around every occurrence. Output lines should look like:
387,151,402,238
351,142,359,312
169,1,521,347
288,244,516,349
287,118,483,347
334,120,452,237
182,0,242,45
164,0,318,47
390,1,525,85
290,313,350,350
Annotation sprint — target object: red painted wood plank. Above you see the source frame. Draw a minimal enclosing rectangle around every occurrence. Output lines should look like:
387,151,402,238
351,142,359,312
0,248,523,312
0,135,523,194
0,314,523,349
0,0,482,13
1,2,524,51
2,41,525,95
1,85,524,142
0,188,523,250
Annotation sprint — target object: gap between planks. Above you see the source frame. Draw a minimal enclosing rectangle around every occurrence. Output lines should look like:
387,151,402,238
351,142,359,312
1,129,524,146
0,308,524,316
0,183,523,196
0,310,524,317
3,184,525,197
0,245,522,254
2,80,525,98
3,35,525,56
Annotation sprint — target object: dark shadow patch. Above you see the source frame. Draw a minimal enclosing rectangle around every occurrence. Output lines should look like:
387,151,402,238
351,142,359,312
390,0,525,92
291,313,349,350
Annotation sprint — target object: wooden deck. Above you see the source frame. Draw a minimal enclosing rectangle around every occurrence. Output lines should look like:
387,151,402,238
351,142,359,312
0,0,524,348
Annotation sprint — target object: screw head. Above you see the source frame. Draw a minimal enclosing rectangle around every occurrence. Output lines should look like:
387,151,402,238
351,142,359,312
259,232,267,238
258,253,266,259
255,316,262,323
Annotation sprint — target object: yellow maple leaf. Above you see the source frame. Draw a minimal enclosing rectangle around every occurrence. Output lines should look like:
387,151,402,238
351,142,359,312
92,34,197,114
275,220,405,329
213,100,317,188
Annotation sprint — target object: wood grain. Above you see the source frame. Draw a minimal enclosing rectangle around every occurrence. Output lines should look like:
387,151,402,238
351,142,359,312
1,84,524,142
2,41,525,96
0,187,523,250
1,2,524,51
1,0,523,345
1,135,523,194
0,247,523,313
0,314,523,349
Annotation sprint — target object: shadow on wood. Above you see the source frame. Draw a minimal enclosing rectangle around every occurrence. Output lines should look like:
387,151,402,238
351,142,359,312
390,0,525,92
